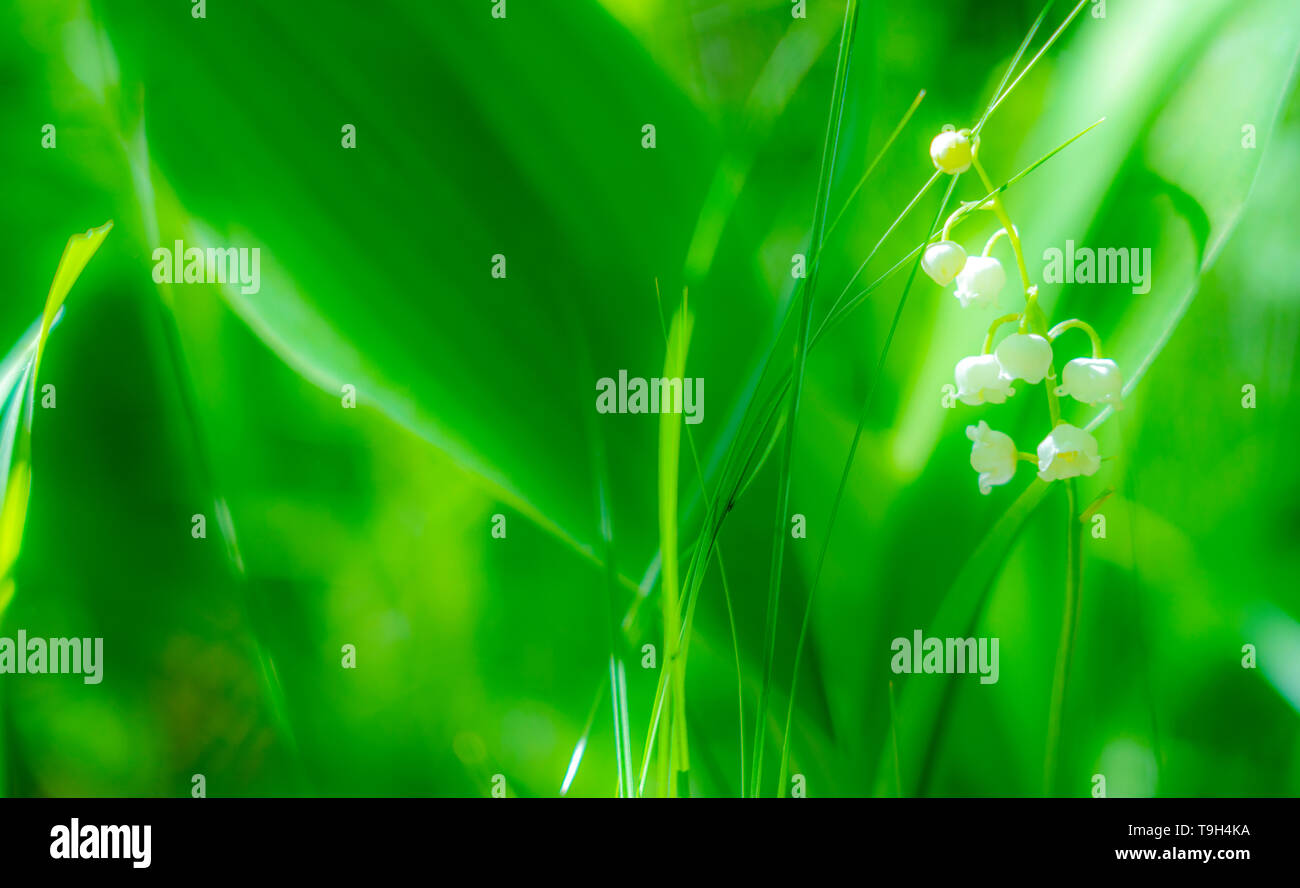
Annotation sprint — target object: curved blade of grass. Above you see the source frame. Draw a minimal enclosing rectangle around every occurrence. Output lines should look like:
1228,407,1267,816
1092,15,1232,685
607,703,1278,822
0,222,112,619
1085,178,1211,432
35,223,114,373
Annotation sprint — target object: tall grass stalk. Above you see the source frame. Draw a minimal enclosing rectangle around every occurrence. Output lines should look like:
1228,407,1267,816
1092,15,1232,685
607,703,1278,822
655,281,747,795
751,0,860,799
657,303,693,796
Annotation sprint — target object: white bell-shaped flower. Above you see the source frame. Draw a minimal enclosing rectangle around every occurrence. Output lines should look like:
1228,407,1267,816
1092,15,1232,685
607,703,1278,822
955,354,1014,405
930,130,972,175
922,240,968,286
966,420,1017,495
1036,423,1101,482
953,256,1005,308
994,333,1053,384
1054,357,1124,409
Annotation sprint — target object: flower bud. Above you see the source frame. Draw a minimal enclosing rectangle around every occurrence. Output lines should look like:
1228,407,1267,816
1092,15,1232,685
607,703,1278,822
953,256,1006,308
922,240,968,286
955,354,1014,405
930,129,972,175
966,420,1017,495
1054,357,1124,408
994,333,1053,384
1036,423,1101,482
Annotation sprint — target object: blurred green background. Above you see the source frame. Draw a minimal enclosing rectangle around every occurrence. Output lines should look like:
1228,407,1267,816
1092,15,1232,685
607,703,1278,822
0,0,1297,797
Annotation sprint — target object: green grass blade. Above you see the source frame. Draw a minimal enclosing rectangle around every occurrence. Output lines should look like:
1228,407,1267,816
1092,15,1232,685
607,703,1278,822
752,0,860,799
776,173,958,794
820,169,942,332
977,0,1091,131
973,0,1057,134
654,283,747,797
0,222,112,619
559,682,605,796
657,300,693,796
825,89,927,240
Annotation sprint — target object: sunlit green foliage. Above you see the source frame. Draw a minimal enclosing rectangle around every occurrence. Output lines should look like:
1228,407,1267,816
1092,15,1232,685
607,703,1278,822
1,0,1297,797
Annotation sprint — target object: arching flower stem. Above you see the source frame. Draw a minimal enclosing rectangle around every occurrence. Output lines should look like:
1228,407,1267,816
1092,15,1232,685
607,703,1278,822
1047,318,1104,359
982,313,1022,354
970,148,1032,294
982,225,1016,257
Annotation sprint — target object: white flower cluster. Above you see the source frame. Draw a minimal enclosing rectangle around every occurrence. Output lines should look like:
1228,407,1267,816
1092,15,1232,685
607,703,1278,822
926,128,1124,495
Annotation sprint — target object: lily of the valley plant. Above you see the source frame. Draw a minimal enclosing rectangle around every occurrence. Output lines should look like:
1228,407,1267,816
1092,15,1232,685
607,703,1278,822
924,127,1122,495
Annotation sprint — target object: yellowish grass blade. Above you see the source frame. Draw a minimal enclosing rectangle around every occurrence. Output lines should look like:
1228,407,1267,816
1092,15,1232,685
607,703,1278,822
0,222,112,618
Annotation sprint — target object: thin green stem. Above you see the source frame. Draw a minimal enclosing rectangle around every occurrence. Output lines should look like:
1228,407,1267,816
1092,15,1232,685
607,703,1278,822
983,313,1022,353
972,0,1058,135
941,199,998,242
826,89,927,240
1029,298,1064,426
822,170,941,328
971,151,1064,425
776,174,959,795
752,0,860,799
977,0,1092,132
653,282,745,797
1047,318,1105,358
982,226,1015,257
1044,479,1082,794
970,154,1032,294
